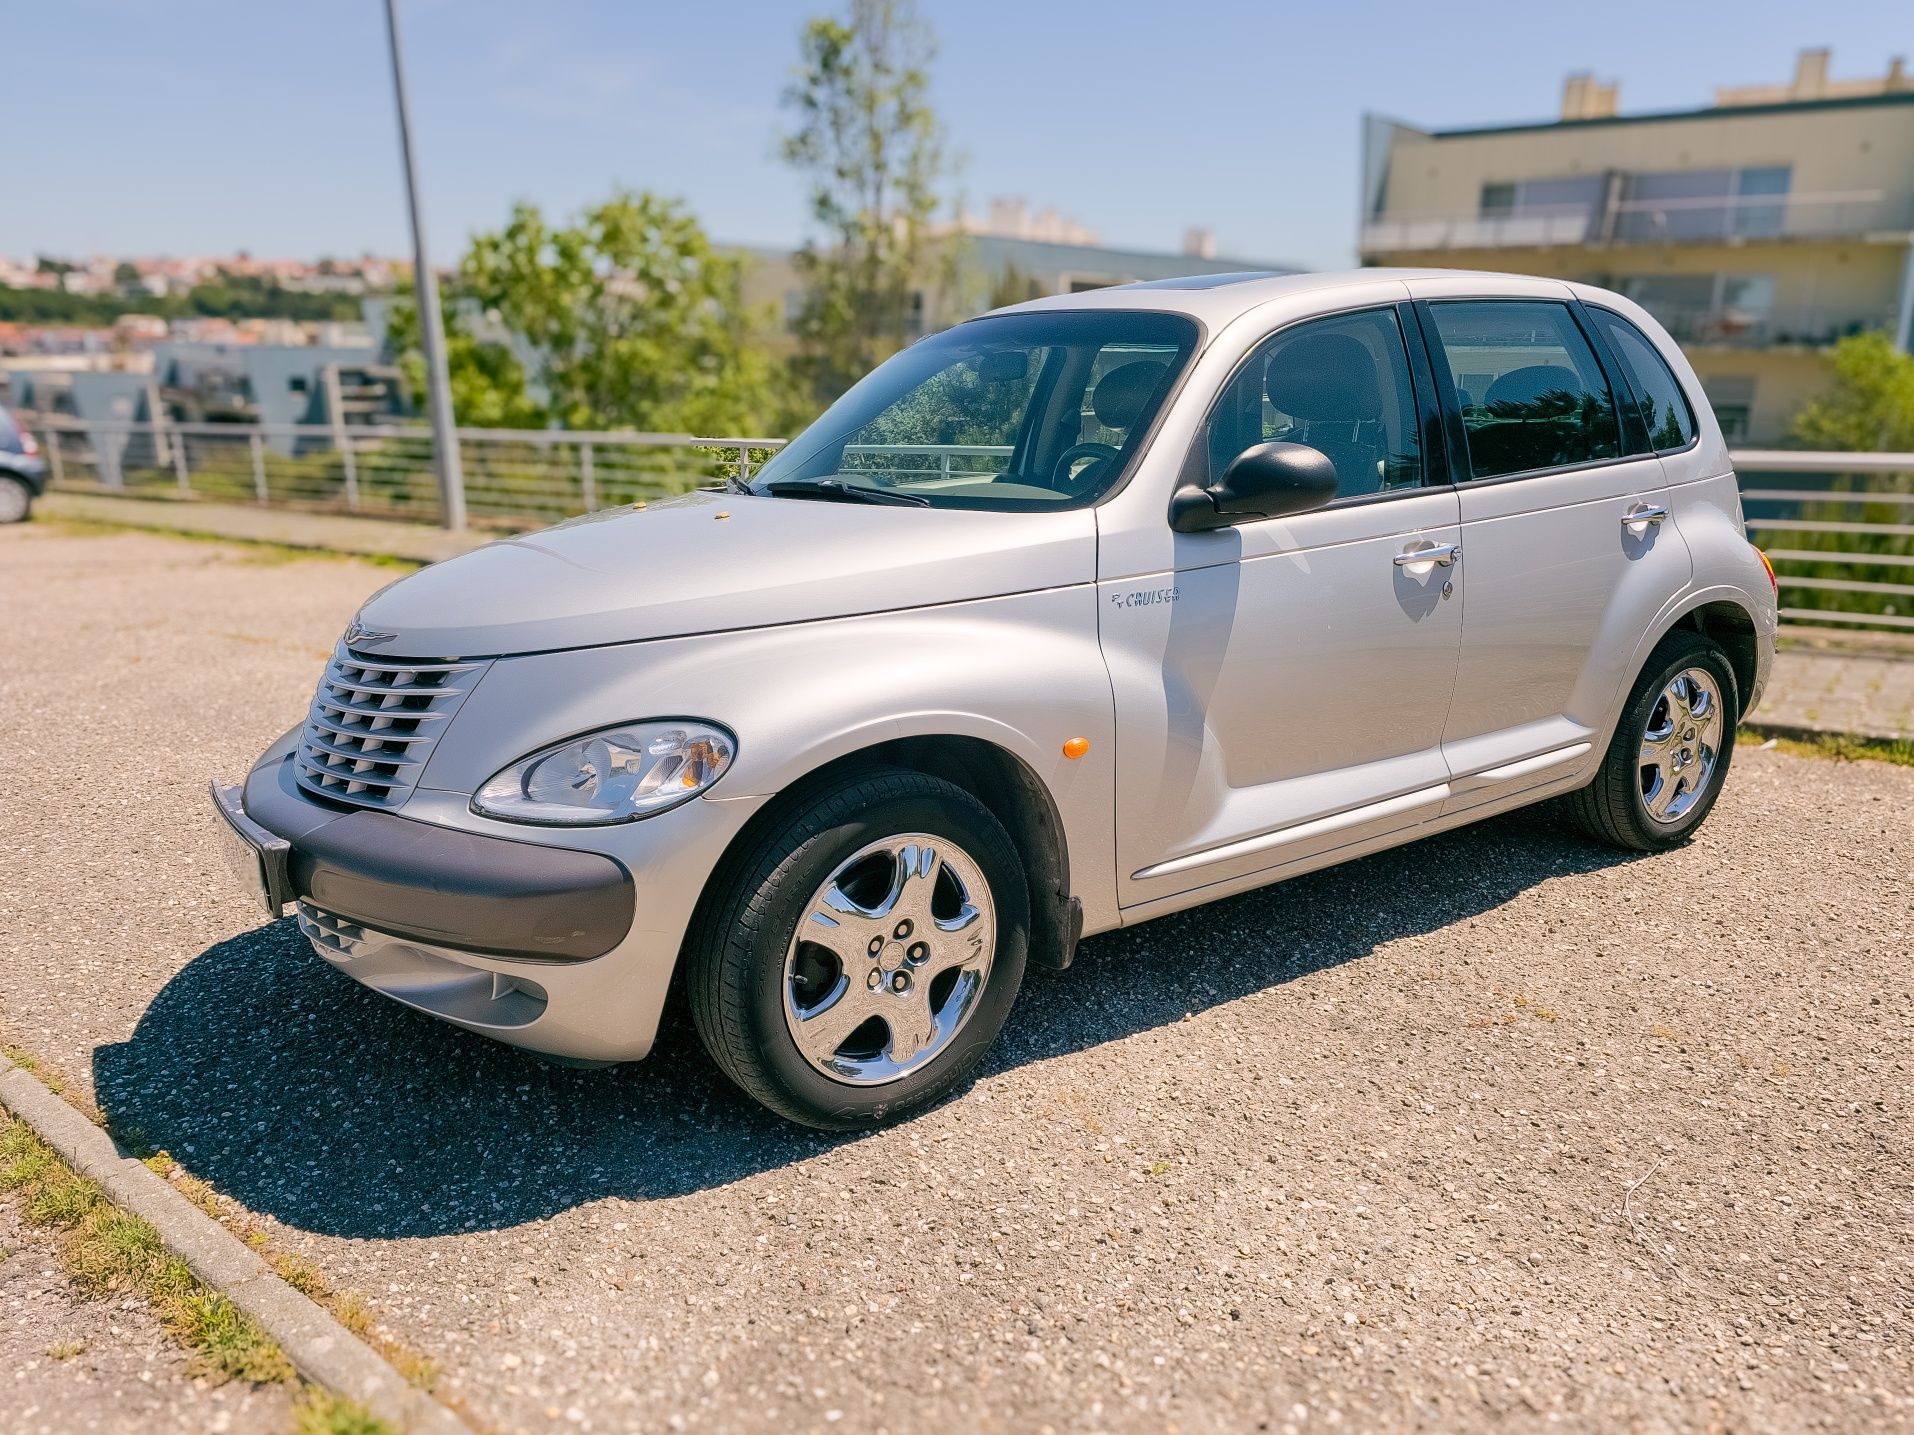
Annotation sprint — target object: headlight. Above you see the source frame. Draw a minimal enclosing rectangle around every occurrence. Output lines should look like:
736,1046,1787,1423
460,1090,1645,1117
472,721,735,825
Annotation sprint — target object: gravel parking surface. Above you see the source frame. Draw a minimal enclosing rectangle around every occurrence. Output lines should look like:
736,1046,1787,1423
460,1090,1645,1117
2,523,1911,1434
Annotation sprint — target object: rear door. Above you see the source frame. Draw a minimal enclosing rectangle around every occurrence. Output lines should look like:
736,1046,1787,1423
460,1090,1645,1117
1412,290,1692,810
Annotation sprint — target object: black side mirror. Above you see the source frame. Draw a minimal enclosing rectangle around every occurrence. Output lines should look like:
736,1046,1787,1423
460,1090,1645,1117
1169,441,1339,532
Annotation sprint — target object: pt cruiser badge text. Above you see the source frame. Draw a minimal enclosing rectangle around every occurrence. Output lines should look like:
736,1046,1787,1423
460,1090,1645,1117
1109,585,1180,610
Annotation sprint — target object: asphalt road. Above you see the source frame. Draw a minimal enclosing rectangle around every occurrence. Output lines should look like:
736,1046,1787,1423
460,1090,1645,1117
2,522,1910,1434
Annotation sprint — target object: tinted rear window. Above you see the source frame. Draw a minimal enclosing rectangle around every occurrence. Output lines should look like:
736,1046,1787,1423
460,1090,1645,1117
1589,309,1698,452
1427,301,1621,480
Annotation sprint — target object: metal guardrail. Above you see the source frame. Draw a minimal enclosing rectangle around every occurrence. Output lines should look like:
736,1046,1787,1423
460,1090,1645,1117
23,415,789,528
1735,451,1914,633
19,414,1913,633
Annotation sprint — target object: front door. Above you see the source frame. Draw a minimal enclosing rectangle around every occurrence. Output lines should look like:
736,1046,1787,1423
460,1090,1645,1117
1414,296,1693,807
1108,305,1466,911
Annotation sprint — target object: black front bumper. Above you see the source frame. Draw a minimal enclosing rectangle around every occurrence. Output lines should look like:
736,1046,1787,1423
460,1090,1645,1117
237,755,635,962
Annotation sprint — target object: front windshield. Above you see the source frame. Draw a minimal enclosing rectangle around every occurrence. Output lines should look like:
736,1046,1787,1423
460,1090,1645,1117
753,310,1199,509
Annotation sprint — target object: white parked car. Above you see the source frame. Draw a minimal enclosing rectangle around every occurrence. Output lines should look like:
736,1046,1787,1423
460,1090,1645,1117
215,269,1777,1128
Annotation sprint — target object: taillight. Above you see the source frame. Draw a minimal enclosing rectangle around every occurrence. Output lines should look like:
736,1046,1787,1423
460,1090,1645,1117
1754,545,1778,595
18,431,38,456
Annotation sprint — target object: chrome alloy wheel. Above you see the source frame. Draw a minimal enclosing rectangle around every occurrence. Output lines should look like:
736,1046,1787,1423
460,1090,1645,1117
1639,667,1725,826
781,834,996,1085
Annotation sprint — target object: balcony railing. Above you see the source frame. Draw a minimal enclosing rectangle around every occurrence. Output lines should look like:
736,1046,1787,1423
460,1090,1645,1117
1639,303,1898,349
1362,207,1597,253
1363,189,1914,254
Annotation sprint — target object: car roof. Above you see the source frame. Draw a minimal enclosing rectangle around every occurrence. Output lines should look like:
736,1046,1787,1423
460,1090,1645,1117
985,267,1573,325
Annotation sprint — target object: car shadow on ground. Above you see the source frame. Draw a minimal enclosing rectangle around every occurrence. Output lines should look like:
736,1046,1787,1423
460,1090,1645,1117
93,804,1643,1240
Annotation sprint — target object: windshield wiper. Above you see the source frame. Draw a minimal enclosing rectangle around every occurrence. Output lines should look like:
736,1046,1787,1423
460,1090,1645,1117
760,478,930,507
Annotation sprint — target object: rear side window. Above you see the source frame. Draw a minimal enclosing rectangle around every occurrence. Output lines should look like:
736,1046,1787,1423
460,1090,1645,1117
1427,301,1620,480
1202,307,1423,501
1588,308,1698,452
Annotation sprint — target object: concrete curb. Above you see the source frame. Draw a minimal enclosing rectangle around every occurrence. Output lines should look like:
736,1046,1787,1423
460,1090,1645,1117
0,1054,469,1434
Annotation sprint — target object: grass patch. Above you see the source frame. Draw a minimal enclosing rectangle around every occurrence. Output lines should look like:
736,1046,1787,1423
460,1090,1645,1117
0,1115,293,1385
48,1339,86,1360
2,1044,64,1096
292,1388,402,1435
5,1038,443,1402
1741,726,1914,767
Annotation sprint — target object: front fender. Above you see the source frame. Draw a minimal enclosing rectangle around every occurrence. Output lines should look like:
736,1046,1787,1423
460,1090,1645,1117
415,585,1120,929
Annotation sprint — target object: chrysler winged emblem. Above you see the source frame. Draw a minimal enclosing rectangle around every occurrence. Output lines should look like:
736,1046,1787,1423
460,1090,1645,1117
343,619,397,649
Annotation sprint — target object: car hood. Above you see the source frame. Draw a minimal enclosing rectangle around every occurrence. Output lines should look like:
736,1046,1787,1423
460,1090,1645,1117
354,489,1098,658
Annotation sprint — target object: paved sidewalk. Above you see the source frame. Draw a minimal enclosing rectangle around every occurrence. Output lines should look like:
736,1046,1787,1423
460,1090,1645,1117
41,490,497,565
1,1198,291,1435
1760,632,1914,742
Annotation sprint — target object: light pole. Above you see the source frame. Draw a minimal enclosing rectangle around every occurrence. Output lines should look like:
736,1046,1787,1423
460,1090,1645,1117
382,0,466,531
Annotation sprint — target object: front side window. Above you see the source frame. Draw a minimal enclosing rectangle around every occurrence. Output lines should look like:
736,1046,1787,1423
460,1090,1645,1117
1428,301,1620,480
753,310,1197,510
1200,307,1422,501
1589,309,1697,452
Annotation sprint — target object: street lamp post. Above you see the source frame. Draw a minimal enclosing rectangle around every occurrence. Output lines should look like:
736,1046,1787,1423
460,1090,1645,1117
382,0,466,531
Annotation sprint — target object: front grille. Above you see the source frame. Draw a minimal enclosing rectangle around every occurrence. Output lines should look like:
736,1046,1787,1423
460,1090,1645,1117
294,645,489,809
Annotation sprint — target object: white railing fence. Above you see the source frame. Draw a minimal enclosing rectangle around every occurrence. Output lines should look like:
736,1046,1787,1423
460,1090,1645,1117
24,415,789,528
1734,451,1914,634
20,413,1914,634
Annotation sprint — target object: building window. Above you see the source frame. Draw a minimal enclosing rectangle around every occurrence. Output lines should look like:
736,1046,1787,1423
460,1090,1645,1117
1615,167,1793,242
1701,375,1756,440
1475,175,1606,241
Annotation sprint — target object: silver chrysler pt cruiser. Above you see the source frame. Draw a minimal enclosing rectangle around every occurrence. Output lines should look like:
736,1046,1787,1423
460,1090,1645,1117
214,269,1777,1129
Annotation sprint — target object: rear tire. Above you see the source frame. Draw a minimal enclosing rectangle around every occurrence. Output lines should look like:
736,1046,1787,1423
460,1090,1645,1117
686,767,1029,1130
0,477,31,524
1566,629,1738,852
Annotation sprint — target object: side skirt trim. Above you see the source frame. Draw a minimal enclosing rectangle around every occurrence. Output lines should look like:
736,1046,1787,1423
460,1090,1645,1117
1131,783,1451,882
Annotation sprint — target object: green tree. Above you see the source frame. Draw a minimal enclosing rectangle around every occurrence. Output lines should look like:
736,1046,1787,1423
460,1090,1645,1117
1779,331,1914,626
985,261,1043,312
388,189,781,435
1792,332,1914,451
781,0,948,406
0,275,361,325
382,283,544,430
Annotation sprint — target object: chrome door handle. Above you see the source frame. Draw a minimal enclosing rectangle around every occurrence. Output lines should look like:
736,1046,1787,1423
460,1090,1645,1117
1623,502,1668,533
1395,542,1459,569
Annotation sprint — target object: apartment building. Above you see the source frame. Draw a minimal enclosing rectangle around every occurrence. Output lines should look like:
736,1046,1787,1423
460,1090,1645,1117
1360,50,1914,441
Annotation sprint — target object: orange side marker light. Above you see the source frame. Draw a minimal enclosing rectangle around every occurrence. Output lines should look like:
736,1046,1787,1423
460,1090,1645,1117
1063,737,1092,760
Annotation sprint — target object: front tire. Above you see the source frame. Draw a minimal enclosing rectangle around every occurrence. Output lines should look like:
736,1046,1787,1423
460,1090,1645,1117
1566,629,1738,852
687,767,1030,1130
0,477,31,524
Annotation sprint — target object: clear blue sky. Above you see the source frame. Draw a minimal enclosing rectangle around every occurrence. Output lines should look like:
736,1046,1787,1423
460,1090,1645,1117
8,0,1910,271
